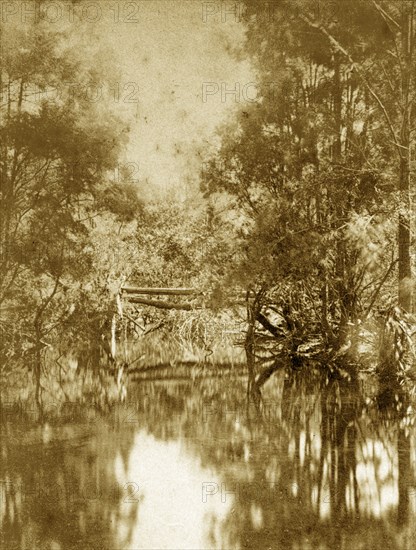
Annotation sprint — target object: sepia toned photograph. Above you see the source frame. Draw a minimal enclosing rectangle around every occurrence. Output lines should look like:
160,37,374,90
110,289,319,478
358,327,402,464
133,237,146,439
0,1,415,548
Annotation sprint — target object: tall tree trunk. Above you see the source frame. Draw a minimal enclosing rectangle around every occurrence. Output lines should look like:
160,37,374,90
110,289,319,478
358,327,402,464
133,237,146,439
332,53,349,345
398,3,413,312
398,156,412,311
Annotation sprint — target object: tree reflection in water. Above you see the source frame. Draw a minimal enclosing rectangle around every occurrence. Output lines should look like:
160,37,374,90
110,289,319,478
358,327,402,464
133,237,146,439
0,415,139,549
1,364,415,549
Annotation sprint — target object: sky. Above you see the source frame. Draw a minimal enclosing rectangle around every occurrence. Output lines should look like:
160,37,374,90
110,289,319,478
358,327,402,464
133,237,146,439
99,0,253,200
4,0,253,200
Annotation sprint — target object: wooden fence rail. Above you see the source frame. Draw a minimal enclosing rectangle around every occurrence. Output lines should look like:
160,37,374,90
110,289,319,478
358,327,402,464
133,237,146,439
120,286,249,311
121,286,200,296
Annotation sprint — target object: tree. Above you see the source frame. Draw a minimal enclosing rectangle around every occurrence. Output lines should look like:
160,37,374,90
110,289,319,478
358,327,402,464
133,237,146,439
284,0,415,311
0,4,141,385
281,0,416,372
202,0,412,366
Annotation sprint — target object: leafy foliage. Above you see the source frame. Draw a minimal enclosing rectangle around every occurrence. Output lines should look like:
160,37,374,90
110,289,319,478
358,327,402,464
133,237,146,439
0,6,141,365
202,0,415,370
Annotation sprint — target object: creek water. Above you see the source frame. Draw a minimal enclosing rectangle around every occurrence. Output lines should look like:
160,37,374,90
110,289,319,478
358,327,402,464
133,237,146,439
1,365,415,549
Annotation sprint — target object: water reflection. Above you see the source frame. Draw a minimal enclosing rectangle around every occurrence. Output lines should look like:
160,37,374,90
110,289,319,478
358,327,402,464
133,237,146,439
114,431,232,549
1,366,416,549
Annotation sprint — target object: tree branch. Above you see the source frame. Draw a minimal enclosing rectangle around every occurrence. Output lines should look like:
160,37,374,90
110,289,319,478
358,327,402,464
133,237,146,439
297,12,403,157
256,312,284,338
363,258,399,319
371,0,400,30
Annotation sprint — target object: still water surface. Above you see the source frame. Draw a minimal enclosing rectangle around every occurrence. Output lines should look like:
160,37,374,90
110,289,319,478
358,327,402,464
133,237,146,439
1,367,416,549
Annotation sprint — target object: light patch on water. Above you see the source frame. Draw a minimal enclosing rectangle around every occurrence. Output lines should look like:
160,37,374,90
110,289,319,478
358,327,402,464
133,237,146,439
356,439,398,516
250,503,263,530
113,430,234,549
288,439,295,459
320,495,331,519
291,482,298,498
299,431,306,467
243,443,250,463
42,423,52,444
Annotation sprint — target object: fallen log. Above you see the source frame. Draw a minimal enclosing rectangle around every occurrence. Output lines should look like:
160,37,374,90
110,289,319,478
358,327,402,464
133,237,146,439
126,296,201,311
122,286,200,296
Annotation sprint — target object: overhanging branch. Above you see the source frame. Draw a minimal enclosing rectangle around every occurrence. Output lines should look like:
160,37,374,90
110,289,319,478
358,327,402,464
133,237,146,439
297,11,403,157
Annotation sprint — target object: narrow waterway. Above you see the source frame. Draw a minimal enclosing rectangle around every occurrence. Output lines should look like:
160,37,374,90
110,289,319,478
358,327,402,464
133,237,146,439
1,366,415,549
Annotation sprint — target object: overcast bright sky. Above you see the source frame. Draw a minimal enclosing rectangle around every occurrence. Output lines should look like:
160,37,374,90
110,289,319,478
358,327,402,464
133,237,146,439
100,0,253,199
